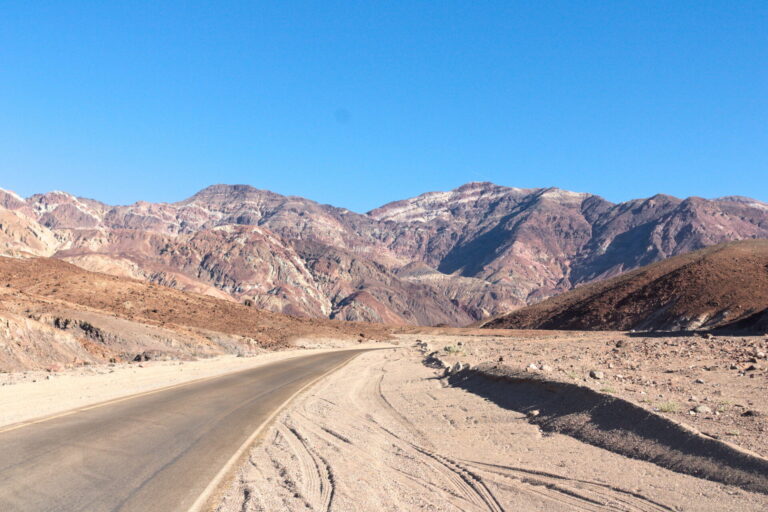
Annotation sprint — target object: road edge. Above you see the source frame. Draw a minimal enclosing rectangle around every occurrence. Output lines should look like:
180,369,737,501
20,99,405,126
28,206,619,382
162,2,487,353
0,347,379,435
188,348,373,512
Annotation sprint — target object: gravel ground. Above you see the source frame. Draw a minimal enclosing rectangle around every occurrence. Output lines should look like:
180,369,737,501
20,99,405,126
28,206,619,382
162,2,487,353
412,331,768,457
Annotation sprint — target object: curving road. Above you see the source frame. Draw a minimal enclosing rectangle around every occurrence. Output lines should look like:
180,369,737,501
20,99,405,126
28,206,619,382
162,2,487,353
0,349,366,512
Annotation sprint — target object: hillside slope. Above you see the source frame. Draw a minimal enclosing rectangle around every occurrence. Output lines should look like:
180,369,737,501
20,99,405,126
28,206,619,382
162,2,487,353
483,240,768,332
0,257,387,370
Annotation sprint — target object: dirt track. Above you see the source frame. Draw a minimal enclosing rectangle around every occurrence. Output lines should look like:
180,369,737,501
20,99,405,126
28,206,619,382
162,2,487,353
216,342,768,511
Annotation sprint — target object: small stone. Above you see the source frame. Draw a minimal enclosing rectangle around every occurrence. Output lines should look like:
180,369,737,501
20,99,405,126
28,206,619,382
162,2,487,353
742,410,761,417
693,405,712,414
540,364,554,372
695,378,705,384
757,352,766,359
589,370,604,380
527,363,539,371
527,409,540,417
745,364,759,372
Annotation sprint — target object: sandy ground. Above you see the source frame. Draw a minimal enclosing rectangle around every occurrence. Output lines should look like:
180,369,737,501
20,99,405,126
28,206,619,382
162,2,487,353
0,339,383,429
215,341,768,511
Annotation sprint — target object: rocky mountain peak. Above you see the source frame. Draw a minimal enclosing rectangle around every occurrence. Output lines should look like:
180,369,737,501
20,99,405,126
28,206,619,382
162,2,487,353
0,188,27,210
182,184,267,203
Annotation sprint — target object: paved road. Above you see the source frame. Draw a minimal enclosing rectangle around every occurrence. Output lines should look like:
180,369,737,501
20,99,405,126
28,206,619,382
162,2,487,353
0,349,366,512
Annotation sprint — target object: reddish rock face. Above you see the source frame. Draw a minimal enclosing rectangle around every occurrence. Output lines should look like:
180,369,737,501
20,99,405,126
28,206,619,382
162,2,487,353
1,182,767,326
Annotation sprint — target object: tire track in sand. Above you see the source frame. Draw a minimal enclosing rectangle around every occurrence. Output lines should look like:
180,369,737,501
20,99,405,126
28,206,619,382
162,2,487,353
368,352,505,511
277,424,335,511
464,461,675,512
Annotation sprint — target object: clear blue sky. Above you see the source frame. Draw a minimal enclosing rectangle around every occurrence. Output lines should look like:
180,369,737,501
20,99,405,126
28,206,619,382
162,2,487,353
1,1,766,211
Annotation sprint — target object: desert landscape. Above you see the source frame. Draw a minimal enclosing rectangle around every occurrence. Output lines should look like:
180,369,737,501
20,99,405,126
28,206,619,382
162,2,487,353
2,3,767,510
0,185,766,511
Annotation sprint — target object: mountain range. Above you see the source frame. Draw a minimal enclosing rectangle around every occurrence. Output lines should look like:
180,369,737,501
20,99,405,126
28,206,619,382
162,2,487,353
1,181,767,326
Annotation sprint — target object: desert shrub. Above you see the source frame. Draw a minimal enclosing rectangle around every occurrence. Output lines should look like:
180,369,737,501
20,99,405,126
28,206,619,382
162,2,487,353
656,401,679,413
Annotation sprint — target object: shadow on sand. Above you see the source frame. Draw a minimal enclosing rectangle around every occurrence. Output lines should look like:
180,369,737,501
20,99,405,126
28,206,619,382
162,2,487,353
448,365,768,494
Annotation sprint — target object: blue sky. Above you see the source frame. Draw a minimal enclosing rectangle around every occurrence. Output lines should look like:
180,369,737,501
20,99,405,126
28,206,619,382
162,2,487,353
1,1,766,211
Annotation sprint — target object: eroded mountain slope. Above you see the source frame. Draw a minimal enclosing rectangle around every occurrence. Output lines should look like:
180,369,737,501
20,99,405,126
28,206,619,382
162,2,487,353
1,183,767,326
0,256,387,370
484,240,768,331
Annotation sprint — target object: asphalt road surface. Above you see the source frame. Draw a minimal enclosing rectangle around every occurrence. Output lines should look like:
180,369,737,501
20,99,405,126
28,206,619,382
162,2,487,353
0,349,366,512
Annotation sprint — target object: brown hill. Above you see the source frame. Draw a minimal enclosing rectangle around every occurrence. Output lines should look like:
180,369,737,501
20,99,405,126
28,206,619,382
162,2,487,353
483,240,768,332
0,256,388,370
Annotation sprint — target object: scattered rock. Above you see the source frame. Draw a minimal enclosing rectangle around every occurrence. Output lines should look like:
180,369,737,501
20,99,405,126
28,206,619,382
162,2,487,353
527,409,540,417
694,378,705,384
693,405,712,414
741,410,761,417
424,352,447,369
589,370,604,380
